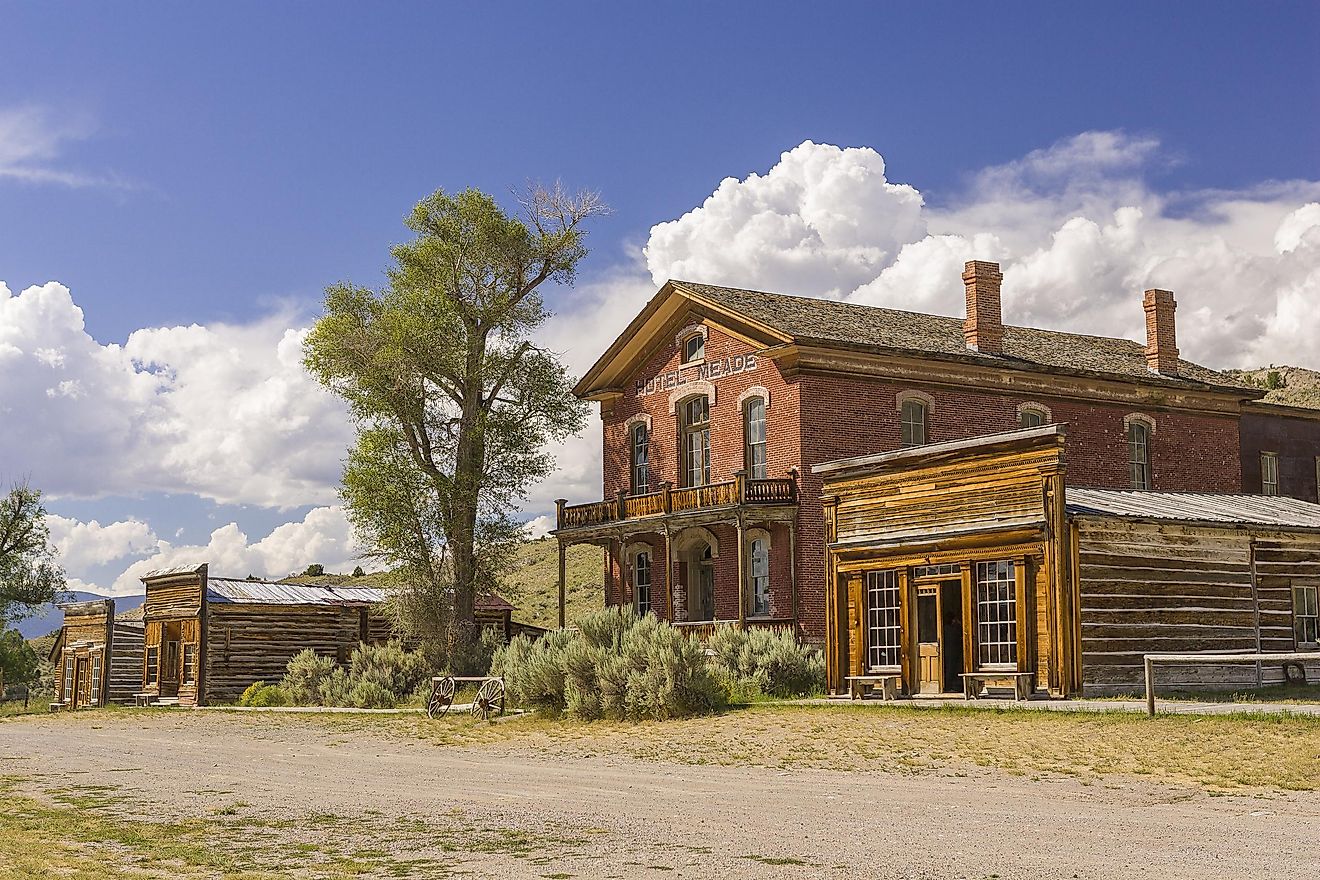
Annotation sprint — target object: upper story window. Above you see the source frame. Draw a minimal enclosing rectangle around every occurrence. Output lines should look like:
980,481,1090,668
682,333,705,363
1127,419,1152,490
682,395,711,487
1261,452,1280,496
1019,406,1048,429
630,422,650,495
743,396,767,480
900,399,927,448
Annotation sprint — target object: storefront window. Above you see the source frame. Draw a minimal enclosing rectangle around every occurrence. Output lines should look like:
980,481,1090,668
975,560,1017,668
866,570,901,669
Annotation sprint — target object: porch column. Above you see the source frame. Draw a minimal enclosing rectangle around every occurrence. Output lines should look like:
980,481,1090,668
736,514,746,627
557,538,567,629
663,528,674,621
787,520,798,630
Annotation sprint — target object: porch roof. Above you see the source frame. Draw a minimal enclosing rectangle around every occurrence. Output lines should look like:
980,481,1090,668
1066,488,1320,530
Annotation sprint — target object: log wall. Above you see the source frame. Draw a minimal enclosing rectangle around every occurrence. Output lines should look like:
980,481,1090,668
1075,520,1320,693
107,622,144,705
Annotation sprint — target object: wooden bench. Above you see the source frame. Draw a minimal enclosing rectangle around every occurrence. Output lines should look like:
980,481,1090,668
134,692,156,708
48,702,64,713
845,674,901,701
960,671,1035,701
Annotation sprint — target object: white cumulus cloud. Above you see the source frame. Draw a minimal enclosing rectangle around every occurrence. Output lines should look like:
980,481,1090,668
47,515,158,571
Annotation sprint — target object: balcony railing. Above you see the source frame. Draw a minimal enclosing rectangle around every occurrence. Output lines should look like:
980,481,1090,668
556,473,797,531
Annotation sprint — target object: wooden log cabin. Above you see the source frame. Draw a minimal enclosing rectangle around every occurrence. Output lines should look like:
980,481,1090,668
49,599,145,708
139,564,393,706
554,265,1320,645
817,425,1320,697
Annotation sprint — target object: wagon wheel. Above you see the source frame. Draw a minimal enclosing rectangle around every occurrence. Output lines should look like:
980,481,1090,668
426,677,456,719
470,678,505,720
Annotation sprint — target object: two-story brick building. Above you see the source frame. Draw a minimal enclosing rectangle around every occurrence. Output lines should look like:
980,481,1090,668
552,261,1318,644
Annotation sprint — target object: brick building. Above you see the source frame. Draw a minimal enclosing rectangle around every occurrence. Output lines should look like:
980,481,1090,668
552,262,1319,643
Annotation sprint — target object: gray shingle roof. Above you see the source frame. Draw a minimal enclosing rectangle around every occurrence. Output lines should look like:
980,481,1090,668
674,280,1252,393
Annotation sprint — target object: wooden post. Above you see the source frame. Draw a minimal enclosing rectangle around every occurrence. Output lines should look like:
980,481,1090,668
787,521,798,631
735,469,748,504
616,488,628,521
660,481,672,514
736,514,746,627
663,528,674,621
555,498,566,530
557,539,567,630
1144,655,1156,717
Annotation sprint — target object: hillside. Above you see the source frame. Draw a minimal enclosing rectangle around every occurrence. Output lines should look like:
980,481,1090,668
1223,365,1320,409
280,539,602,630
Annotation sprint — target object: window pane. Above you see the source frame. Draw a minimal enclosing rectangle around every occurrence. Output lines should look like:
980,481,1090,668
900,400,926,447
684,334,705,363
1128,422,1150,490
976,560,1017,668
634,552,652,616
1020,409,1044,428
866,571,902,669
750,538,770,616
1262,453,1279,496
631,424,649,495
744,398,767,480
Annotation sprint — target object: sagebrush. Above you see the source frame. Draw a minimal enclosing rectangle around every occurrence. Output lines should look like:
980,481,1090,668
492,607,725,721
275,641,435,709
705,625,825,699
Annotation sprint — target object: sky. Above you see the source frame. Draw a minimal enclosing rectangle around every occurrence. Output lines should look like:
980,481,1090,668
1,2,1318,596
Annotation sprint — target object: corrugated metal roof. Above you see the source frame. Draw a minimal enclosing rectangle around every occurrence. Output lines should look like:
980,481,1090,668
206,577,386,606
141,563,207,579
1067,488,1320,529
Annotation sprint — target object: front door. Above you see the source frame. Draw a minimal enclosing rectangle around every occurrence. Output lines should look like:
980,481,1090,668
917,587,941,694
73,656,89,707
160,630,180,698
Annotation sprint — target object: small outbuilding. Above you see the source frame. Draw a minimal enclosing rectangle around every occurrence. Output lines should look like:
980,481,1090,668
817,425,1320,698
49,599,145,708
139,564,393,706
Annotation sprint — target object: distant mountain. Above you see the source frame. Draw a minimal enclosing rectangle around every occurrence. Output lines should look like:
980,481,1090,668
1223,365,1320,410
12,592,146,640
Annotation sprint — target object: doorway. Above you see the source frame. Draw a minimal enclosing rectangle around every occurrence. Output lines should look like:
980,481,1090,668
916,579,964,695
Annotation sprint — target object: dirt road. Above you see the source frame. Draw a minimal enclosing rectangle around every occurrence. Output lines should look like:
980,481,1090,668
3,710,1316,879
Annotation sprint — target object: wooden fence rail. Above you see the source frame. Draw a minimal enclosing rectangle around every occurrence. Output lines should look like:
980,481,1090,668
1142,651,1320,716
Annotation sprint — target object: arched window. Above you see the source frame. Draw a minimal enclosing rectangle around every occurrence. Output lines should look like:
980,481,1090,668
900,398,927,447
743,396,767,480
682,333,705,363
632,550,652,616
630,421,649,495
1018,404,1049,429
748,535,771,617
682,395,711,487
1128,420,1152,489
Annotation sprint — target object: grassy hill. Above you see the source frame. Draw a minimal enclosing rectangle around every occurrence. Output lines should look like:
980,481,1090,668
280,539,602,630
1223,365,1320,409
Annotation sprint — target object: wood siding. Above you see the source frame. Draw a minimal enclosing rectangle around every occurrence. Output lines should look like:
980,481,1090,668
1075,520,1320,693
203,603,381,702
107,622,144,705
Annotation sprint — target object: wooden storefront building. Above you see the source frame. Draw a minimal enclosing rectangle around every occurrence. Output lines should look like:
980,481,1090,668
139,564,392,706
818,425,1320,697
49,599,145,708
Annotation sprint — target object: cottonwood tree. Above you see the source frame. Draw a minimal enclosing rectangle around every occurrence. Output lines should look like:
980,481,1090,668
305,185,601,660
0,481,67,626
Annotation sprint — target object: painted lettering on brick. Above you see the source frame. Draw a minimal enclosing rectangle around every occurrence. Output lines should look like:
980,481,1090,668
635,355,758,397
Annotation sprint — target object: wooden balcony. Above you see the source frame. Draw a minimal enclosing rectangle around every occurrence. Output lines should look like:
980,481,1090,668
555,474,797,533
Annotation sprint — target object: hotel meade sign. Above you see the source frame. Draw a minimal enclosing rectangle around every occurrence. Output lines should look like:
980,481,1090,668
635,354,759,397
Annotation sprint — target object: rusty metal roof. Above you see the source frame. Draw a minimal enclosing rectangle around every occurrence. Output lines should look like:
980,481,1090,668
1066,488,1320,529
206,577,386,606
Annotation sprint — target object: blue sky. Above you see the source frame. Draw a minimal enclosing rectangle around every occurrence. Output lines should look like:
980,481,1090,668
2,2,1318,595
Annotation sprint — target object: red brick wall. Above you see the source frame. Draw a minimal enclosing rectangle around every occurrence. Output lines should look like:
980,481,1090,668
594,315,1243,643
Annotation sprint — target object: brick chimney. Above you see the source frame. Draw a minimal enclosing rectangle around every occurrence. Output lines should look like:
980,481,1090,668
962,260,1004,354
1143,288,1179,375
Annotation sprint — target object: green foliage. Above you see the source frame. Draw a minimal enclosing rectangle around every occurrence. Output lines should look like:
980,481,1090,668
303,185,603,663
347,641,432,707
347,679,399,709
0,629,41,697
281,649,336,706
352,566,365,578
492,607,726,721
706,625,825,699
0,482,67,625
318,666,352,707
304,564,325,577
1266,370,1286,390
238,681,289,707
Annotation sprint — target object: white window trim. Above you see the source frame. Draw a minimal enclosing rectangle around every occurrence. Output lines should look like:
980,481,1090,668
894,389,935,413
1122,413,1157,434
622,413,652,433
1017,402,1052,423
737,385,771,410
1261,451,1281,496
669,382,717,415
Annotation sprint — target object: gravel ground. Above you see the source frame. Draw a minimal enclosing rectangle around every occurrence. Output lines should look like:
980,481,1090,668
2,710,1317,879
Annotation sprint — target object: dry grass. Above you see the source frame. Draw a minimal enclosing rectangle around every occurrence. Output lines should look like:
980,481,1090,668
325,702,1320,792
